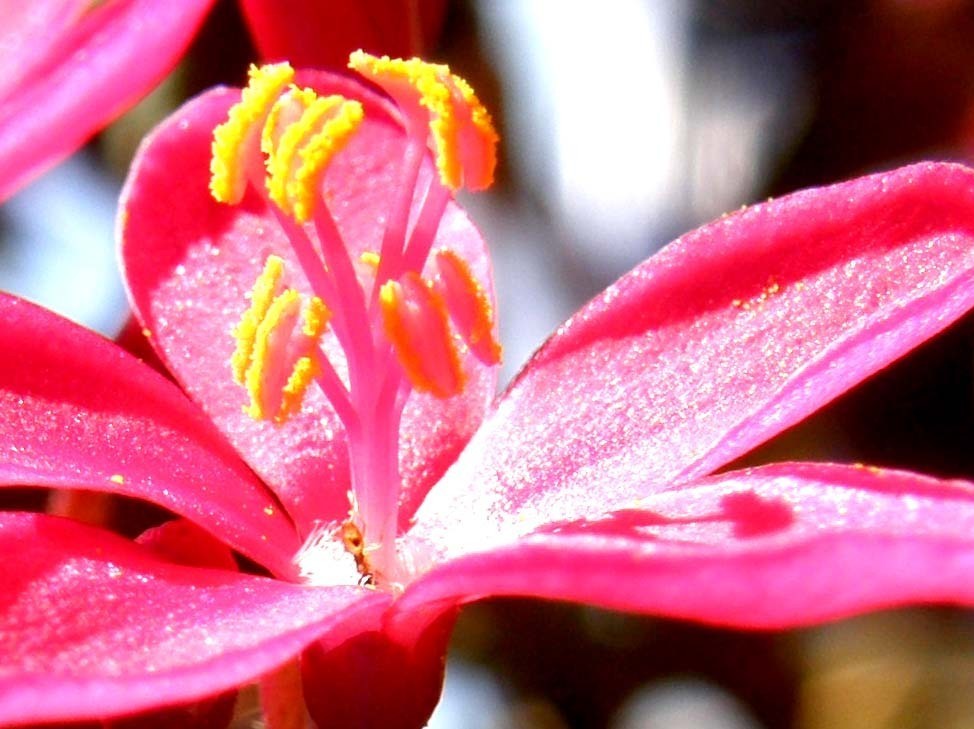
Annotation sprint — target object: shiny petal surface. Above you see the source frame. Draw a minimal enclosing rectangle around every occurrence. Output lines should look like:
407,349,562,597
0,0,215,201
239,0,447,69
121,70,497,538
0,293,299,576
0,512,390,726
414,162,974,543
403,463,974,627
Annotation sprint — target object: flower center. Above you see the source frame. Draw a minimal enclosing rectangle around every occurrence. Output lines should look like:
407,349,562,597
209,55,500,589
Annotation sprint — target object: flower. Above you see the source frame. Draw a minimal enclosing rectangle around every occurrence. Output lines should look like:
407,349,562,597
0,0,217,203
3,54,974,728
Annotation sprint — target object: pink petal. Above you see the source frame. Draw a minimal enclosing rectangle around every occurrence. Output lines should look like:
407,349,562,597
0,0,215,201
136,519,239,571
239,0,447,69
121,70,497,537
0,1,90,101
414,162,974,542
402,462,974,628
301,609,457,729
0,512,390,726
0,292,299,576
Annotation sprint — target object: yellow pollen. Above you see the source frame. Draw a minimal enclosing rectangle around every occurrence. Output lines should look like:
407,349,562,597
379,274,465,398
265,91,364,222
359,251,380,269
245,288,302,420
435,248,502,364
231,255,286,383
210,63,295,204
348,51,498,191
302,296,331,337
261,85,317,158
290,98,364,223
232,259,329,422
277,355,319,422
109,474,125,484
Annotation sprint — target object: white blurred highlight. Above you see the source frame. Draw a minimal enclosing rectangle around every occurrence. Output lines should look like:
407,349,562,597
476,0,688,274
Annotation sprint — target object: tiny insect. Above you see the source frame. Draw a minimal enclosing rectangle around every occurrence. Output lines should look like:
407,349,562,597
340,520,374,586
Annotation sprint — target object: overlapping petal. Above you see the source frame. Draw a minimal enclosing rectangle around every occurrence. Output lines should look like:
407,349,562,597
0,292,299,576
403,462,974,627
121,70,497,538
413,162,974,545
0,0,215,202
0,512,390,726
239,0,448,69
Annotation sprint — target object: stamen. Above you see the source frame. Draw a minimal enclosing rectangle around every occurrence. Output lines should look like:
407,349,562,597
277,295,331,420
434,249,502,365
232,258,331,422
379,273,465,398
231,255,286,382
211,63,295,204
348,51,498,191
291,99,364,223
260,85,317,158
265,91,364,223
277,355,318,421
245,289,302,420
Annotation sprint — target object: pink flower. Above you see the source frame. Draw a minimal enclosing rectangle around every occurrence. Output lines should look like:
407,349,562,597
0,0,217,202
4,55,974,728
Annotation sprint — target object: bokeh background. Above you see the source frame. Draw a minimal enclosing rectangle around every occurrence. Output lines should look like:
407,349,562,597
5,1,974,727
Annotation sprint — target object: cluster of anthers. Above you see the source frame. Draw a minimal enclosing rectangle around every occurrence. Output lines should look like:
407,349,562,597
208,52,501,589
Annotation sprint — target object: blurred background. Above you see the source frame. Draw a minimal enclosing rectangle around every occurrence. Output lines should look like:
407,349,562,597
5,0,974,726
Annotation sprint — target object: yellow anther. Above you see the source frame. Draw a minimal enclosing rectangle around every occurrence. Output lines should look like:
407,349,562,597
232,258,329,422
302,295,331,337
211,63,294,204
290,98,364,222
260,85,318,158
348,51,498,191
380,273,465,398
245,289,302,420
278,355,319,421
360,251,380,269
231,255,286,382
265,91,364,222
434,248,502,365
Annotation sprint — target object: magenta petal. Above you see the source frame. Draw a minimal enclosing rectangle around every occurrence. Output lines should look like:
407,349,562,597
415,162,974,540
0,293,299,576
0,0,214,201
0,512,390,726
0,1,91,100
301,609,457,729
403,462,974,627
136,519,239,572
239,0,447,69
121,72,497,536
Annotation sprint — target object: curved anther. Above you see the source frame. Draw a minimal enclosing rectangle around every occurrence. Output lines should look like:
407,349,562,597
379,272,465,398
210,62,294,204
348,51,498,191
232,255,331,422
433,248,502,365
